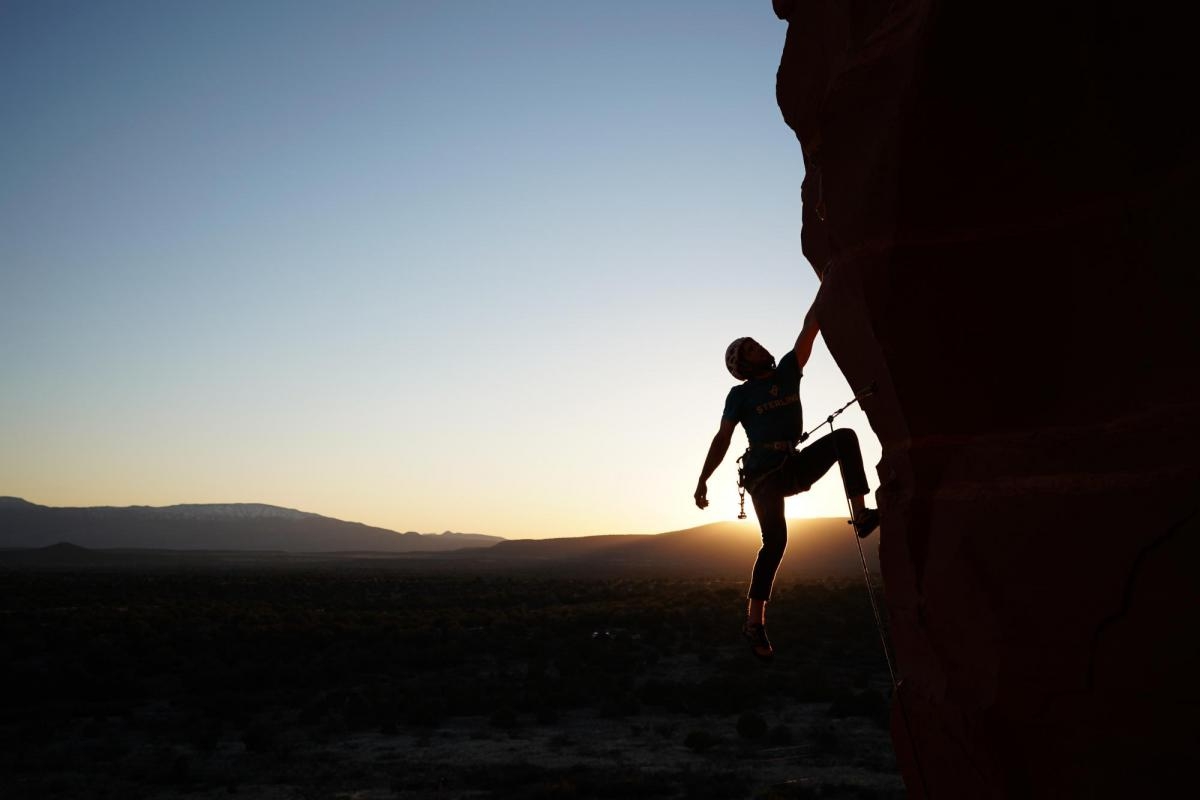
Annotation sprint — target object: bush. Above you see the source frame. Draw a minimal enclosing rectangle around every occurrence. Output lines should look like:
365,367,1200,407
812,722,840,755
736,712,768,740
828,688,888,726
184,714,221,752
490,706,519,729
684,729,719,753
683,770,748,800
242,720,276,753
767,724,793,746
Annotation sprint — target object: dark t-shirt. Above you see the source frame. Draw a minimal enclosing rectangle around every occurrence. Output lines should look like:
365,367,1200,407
722,349,803,472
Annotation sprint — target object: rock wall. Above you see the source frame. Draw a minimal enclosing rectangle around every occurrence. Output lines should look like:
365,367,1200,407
773,1,1200,796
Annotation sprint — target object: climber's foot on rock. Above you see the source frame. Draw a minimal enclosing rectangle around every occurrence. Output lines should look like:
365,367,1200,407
851,508,880,539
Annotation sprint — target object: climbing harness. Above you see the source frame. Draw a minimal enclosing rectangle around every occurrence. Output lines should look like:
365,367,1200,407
735,384,875,519
736,451,789,519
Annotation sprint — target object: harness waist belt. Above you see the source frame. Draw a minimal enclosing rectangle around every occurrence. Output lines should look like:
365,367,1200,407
750,440,798,451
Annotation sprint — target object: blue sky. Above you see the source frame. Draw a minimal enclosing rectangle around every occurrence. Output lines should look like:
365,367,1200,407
1,1,881,538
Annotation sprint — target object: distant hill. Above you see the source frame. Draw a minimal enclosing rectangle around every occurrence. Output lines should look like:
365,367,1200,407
0,497,502,552
0,498,880,579
438,518,879,579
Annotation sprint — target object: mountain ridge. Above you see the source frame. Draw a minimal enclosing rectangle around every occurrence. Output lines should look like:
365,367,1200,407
0,497,500,552
438,517,877,579
0,498,879,579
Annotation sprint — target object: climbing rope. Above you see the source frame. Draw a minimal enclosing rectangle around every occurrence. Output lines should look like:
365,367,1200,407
825,386,932,799
822,387,898,686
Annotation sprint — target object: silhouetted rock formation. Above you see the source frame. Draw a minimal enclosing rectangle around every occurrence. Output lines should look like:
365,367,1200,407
774,2,1199,796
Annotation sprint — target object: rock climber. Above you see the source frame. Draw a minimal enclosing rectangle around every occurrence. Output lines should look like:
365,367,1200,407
693,295,879,660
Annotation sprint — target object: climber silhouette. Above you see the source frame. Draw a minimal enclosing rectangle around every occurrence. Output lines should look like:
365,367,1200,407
693,294,879,660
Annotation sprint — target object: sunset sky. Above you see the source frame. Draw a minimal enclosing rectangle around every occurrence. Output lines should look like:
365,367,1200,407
1,1,881,539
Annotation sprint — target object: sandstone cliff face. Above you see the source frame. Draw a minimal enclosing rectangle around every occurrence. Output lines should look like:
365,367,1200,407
774,1,1199,796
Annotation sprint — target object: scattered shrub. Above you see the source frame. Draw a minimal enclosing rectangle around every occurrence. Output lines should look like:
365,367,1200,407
490,706,519,729
812,722,840,755
828,688,888,726
242,719,276,753
684,729,719,753
767,724,793,746
737,712,768,740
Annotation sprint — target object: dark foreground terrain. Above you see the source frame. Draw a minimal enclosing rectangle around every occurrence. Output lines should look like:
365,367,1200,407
0,566,902,799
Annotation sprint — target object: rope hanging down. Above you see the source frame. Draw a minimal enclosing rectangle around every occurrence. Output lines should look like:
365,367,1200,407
824,388,932,799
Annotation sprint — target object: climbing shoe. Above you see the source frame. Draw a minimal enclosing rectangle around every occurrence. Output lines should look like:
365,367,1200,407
742,621,774,661
851,508,880,539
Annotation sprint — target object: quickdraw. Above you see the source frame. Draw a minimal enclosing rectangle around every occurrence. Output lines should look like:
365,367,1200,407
737,461,748,519
735,451,790,519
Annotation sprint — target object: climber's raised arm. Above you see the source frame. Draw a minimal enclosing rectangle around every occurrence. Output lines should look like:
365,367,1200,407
793,299,820,372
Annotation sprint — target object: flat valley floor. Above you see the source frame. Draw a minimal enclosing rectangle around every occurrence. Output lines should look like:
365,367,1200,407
0,569,904,799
